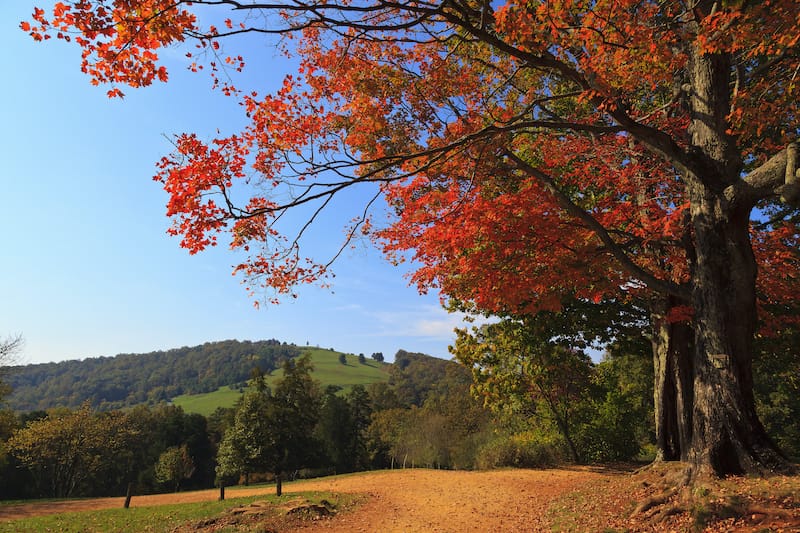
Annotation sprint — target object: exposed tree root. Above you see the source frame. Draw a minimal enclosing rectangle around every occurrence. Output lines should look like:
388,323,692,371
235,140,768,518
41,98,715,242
651,504,686,522
629,465,694,531
634,486,680,515
744,504,800,526
626,460,800,531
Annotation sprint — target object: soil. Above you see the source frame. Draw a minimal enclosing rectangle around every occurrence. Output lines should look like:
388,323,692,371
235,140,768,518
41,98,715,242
2,466,797,531
287,468,605,532
0,468,604,531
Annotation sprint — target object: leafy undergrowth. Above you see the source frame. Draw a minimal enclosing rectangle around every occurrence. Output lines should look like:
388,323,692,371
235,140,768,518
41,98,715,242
547,462,799,532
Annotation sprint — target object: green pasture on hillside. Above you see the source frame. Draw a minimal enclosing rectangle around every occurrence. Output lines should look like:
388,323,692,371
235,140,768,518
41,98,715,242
172,348,389,416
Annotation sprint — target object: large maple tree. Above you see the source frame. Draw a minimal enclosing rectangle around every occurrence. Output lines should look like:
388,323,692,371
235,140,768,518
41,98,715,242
24,0,800,476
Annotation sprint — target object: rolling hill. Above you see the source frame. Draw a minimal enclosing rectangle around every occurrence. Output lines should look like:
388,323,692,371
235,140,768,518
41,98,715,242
3,341,389,413
171,348,390,415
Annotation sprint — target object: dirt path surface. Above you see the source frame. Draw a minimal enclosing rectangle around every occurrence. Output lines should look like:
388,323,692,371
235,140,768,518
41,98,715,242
0,468,604,532
289,469,603,532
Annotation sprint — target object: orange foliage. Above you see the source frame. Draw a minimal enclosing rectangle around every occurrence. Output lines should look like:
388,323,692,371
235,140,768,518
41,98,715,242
22,0,800,316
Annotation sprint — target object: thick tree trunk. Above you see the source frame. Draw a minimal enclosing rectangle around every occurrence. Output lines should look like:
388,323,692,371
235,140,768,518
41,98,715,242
687,185,785,475
676,45,789,476
651,299,693,462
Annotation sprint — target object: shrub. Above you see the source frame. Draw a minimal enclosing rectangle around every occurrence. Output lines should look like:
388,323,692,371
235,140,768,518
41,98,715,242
476,431,564,469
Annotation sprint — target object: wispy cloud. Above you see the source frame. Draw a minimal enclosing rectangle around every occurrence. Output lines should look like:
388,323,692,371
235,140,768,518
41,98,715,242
369,305,471,340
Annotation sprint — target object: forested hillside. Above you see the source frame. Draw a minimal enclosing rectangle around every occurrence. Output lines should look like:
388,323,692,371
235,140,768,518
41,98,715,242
4,340,300,411
171,348,391,416
0,349,493,500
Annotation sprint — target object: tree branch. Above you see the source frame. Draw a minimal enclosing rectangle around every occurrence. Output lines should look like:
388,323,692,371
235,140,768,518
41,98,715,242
0,333,24,366
504,151,691,301
737,142,800,206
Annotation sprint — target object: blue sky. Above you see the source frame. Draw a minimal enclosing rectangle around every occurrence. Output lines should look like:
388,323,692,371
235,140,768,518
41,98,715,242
1,3,469,365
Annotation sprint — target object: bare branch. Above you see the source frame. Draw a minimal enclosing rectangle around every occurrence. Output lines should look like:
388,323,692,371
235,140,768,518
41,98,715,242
0,334,23,365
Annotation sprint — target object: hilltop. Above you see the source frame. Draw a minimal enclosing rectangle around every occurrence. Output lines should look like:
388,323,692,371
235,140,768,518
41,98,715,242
171,348,391,416
3,340,389,413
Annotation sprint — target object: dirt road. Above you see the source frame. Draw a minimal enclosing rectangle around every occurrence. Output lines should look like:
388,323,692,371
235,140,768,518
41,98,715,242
0,468,603,532
289,468,603,532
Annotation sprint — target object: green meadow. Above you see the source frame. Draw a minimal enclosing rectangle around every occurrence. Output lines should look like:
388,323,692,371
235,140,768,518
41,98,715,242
172,348,389,416
0,491,350,533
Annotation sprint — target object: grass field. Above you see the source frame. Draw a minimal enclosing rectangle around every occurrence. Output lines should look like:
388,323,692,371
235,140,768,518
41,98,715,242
172,348,389,416
0,491,351,533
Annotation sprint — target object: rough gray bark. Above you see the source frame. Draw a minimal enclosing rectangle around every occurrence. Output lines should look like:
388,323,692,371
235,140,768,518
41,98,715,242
651,299,693,463
678,47,789,476
686,178,785,474
639,37,797,476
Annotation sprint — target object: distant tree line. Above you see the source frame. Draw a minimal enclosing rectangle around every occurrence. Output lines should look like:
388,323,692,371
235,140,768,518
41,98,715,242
0,402,215,499
0,334,796,501
4,340,299,411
